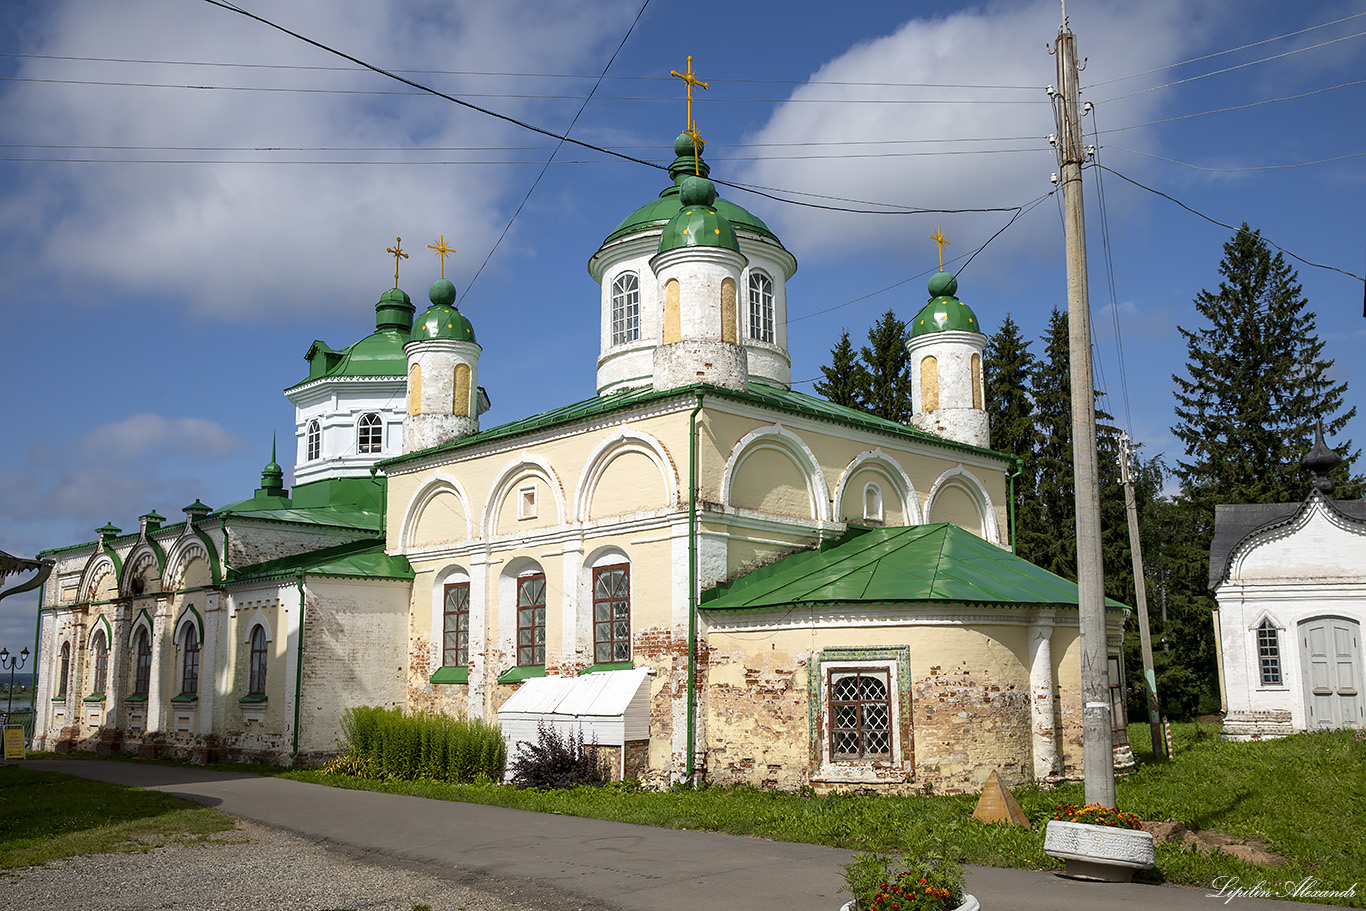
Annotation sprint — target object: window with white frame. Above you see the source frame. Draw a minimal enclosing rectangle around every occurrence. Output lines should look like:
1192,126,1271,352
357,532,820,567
516,573,546,666
132,628,152,696
1257,619,1282,685
863,483,883,523
91,630,108,696
357,412,382,454
248,625,268,695
443,581,470,667
610,272,640,346
748,272,774,343
180,623,200,695
592,564,630,663
827,668,892,760
518,485,537,520
306,419,321,461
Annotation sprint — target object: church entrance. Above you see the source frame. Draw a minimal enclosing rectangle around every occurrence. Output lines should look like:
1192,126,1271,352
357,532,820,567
1300,617,1363,730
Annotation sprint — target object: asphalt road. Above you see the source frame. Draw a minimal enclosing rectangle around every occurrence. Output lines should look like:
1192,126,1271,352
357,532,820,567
18,759,1328,911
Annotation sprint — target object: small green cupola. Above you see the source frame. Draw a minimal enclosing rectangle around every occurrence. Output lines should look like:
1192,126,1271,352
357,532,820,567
910,271,983,337
658,175,740,254
410,279,476,343
375,286,416,332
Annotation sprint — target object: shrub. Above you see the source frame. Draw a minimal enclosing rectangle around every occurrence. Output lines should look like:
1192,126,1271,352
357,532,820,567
842,849,965,911
1051,803,1142,830
331,706,504,782
509,722,609,790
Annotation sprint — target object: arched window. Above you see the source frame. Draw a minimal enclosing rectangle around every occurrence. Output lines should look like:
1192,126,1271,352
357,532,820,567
133,628,152,696
592,563,631,664
180,623,200,695
357,413,382,454
748,272,774,343
1256,619,1282,685
863,483,883,523
248,625,268,696
57,642,70,698
91,631,108,696
610,273,640,346
306,419,322,461
443,581,470,667
516,573,547,667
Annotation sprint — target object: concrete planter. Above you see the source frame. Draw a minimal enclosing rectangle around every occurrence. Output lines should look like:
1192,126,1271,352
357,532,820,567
1044,819,1156,882
841,895,980,911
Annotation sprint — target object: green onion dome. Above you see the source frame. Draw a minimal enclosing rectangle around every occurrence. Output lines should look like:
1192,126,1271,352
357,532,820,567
658,175,740,254
910,271,983,337
410,279,476,343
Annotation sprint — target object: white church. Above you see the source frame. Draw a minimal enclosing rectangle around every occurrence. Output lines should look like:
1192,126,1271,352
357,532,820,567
32,132,1136,793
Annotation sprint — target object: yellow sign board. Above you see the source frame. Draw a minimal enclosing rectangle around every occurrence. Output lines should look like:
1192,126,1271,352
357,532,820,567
3,725,25,760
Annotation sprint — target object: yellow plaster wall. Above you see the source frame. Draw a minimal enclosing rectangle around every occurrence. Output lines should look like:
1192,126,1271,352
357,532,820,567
839,467,908,525
588,449,671,518
930,484,984,536
729,447,812,518
411,490,472,547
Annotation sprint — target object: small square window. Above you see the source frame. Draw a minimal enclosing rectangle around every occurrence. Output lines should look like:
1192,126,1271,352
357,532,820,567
518,486,537,520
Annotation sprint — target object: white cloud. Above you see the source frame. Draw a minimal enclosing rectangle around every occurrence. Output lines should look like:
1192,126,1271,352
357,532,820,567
733,0,1218,262
0,0,639,322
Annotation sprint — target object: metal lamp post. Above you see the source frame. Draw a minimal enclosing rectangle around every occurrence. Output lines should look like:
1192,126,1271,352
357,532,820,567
1,647,30,721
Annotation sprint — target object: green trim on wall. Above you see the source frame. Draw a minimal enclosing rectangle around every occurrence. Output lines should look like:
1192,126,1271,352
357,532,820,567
578,662,632,675
807,645,912,769
497,665,545,684
176,603,204,640
170,693,198,703
124,694,148,703
82,694,107,703
430,666,469,684
238,694,268,704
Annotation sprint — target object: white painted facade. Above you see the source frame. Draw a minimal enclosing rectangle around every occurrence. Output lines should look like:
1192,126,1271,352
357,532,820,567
907,329,990,450
288,376,407,485
1213,492,1366,739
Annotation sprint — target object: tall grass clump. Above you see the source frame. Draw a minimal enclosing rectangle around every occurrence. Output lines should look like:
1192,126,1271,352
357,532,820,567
329,706,505,782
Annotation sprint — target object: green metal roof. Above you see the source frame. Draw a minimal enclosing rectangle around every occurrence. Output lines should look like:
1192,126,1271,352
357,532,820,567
909,272,983,337
227,538,412,584
381,382,1012,470
211,502,383,531
701,523,1127,611
410,279,476,343
658,177,740,254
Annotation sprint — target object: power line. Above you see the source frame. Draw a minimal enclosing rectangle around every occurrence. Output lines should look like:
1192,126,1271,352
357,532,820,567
1098,145,1366,172
1089,109,1133,436
1092,163,1366,283
1096,78,1366,134
1085,10,1366,89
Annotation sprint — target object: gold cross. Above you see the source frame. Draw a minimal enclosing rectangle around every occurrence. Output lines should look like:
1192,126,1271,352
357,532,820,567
428,235,455,280
930,226,951,270
683,124,707,176
670,55,709,133
386,237,409,289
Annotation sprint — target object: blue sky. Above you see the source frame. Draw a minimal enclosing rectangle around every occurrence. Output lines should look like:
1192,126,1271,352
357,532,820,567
2,0,1364,650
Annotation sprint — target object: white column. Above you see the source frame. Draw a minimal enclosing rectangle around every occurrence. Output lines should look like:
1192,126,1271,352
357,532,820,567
1029,616,1059,780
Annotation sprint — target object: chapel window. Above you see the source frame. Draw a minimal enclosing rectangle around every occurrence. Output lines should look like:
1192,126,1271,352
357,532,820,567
180,623,200,695
248,625,268,696
516,573,547,667
828,668,891,760
1257,619,1282,685
357,413,382,454
748,272,774,343
133,628,152,697
57,642,70,698
443,582,470,667
306,420,321,461
592,564,631,664
91,631,108,696
611,273,640,346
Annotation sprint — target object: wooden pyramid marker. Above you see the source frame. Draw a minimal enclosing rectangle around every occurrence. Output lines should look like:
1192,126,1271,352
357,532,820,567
972,769,1031,828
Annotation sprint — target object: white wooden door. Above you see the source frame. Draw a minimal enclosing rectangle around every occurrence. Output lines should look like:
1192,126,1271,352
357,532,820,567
1300,617,1363,730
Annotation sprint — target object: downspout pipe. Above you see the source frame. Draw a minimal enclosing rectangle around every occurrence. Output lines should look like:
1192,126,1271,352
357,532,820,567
290,570,306,762
1008,458,1023,555
685,390,704,783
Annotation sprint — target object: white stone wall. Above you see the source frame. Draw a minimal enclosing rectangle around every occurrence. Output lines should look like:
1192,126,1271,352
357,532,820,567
907,330,989,449
288,376,407,484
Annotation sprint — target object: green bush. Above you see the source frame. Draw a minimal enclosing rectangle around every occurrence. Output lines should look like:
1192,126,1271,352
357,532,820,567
330,706,504,782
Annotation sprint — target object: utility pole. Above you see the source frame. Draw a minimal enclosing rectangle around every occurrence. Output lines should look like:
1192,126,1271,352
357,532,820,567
1052,16,1115,807
1119,432,1165,759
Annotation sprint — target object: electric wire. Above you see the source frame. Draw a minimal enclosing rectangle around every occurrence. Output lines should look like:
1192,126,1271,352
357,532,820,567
463,0,651,302
1089,108,1134,436
1096,146,1366,172
1096,78,1366,133
1093,164,1366,283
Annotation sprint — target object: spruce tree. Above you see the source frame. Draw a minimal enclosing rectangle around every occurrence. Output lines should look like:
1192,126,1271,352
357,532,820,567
1172,223,1359,507
814,329,869,411
859,308,914,423
1029,307,1076,576
983,313,1040,557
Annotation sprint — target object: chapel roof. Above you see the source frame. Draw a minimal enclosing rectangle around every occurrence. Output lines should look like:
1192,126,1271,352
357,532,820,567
700,523,1127,611
909,271,983,337
409,279,476,344
226,538,412,584
1208,493,1366,588
286,287,416,391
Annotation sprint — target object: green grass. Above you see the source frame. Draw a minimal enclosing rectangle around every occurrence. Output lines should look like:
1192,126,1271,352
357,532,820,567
0,766,235,868
282,722,1366,907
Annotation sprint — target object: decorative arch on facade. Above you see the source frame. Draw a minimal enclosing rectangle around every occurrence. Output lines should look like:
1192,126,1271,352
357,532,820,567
127,608,154,649
832,449,921,526
86,614,113,649
1246,608,1286,632
429,562,473,668
243,609,274,645
173,603,203,643
573,430,678,521
163,536,214,592
923,465,1000,544
401,472,477,549
80,554,118,604
482,454,567,537
720,424,832,522
119,545,161,598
